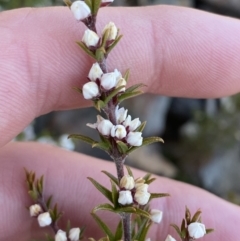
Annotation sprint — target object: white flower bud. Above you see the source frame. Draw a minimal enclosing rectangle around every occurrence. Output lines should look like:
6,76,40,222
102,22,118,41
37,212,52,227
87,115,104,129
29,204,42,217
126,132,143,146
136,183,148,192
134,191,150,205
150,209,163,223
118,190,133,205
120,175,135,190
82,29,100,47
88,63,103,81
82,82,100,99
116,78,127,92
134,177,145,188
165,235,176,241
111,125,127,139
70,1,91,21
124,116,141,131
55,230,67,241
100,72,118,90
188,222,206,239
97,119,113,136
69,228,81,241
115,106,128,124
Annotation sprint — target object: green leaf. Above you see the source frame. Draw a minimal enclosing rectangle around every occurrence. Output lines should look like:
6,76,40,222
92,141,110,151
104,86,126,105
125,83,146,93
68,134,97,145
77,41,96,59
143,173,151,182
142,136,164,145
115,207,136,213
46,195,53,209
106,35,123,55
72,87,82,94
101,171,119,186
111,180,118,207
145,178,156,185
185,206,191,224
150,193,170,200
118,91,143,103
138,222,152,241
170,224,182,238
206,228,214,234
133,218,148,241
63,0,72,8
125,166,133,177
28,190,38,201
92,0,101,15
94,99,105,111
88,177,113,203
114,220,123,241
135,121,146,132
91,213,115,241
191,209,202,223
92,203,115,213
123,69,130,82
134,208,151,219
66,220,71,233
116,141,129,154
180,219,186,238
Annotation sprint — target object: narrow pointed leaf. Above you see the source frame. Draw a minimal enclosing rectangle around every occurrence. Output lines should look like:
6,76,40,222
123,69,130,82
92,0,101,16
92,203,115,213
133,218,148,240
111,180,118,207
170,224,182,238
206,228,214,234
118,91,143,102
77,41,96,59
46,195,53,209
125,83,146,93
104,86,126,105
114,220,123,241
63,0,72,8
28,190,38,201
191,209,202,223
134,208,151,219
94,100,105,111
91,213,115,241
143,173,151,182
101,171,118,186
88,177,113,203
68,134,97,146
106,35,123,55
150,193,170,200
72,87,82,94
180,219,186,238
138,222,152,241
115,207,136,213
92,141,110,151
125,166,133,177
185,206,191,224
145,178,156,185
135,121,146,132
84,0,92,10
142,137,164,146
116,141,129,154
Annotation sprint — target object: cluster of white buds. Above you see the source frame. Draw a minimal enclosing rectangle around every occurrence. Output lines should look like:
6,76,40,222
55,228,80,241
188,222,206,239
118,176,151,206
87,109,143,147
82,63,126,99
165,235,176,241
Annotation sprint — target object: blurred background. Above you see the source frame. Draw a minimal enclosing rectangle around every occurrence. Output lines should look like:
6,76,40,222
1,0,240,204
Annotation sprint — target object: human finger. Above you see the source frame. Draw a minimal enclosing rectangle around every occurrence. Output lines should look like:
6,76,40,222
0,142,239,241
1,6,240,147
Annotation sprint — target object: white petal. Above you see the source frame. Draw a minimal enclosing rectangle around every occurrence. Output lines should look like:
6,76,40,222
37,212,52,227
82,29,100,47
111,125,127,139
82,82,100,99
165,235,176,241
150,209,163,223
102,22,118,41
134,191,150,205
101,72,117,90
70,1,91,21
88,63,103,81
29,204,42,217
126,132,143,146
188,222,206,239
55,230,67,241
97,120,113,136
118,190,133,205
69,228,81,241
120,175,135,190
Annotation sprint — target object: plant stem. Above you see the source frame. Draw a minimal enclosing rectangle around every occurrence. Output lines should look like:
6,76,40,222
122,213,132,241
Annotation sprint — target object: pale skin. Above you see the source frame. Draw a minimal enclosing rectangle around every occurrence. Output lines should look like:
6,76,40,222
0,5,240,241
